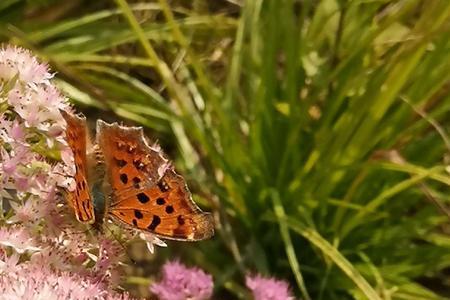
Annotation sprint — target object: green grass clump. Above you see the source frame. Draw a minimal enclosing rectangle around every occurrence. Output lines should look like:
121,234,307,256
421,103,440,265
2,0,450,299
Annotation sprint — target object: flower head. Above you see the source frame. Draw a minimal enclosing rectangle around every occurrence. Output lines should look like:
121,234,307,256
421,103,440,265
0,45,132,300
246,274,294,300
0,252,131,300
0,45,73,226
0,227,40,254
139,232,167,254
0,45,53,85
150,260,213,300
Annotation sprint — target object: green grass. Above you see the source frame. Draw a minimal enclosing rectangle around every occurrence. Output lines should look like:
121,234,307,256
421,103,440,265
2,0,450,299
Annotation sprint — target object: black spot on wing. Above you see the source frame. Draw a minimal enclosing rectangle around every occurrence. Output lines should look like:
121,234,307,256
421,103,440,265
165,205,174,214
148,215,161,231
137,193,150,204
132,177,141,188
133,159,145,170
134,210,143,219
157,181,169,192
120,173,128,184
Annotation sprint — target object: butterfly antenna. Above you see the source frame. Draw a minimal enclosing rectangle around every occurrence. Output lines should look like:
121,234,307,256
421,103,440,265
102,222,137,265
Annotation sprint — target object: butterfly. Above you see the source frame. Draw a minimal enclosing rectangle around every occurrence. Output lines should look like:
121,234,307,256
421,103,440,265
61,109,214,241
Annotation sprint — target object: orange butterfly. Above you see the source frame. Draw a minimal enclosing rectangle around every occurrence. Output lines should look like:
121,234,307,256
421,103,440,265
61,110,214,241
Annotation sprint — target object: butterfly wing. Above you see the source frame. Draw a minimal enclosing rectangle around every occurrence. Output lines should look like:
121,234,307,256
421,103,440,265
61,110,95,224
96,120,214,241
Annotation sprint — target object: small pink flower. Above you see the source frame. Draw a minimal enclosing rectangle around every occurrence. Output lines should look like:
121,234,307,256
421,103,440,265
0,45,53,85
0,118,24,143
0,227,40,254
7,199,46,224
246,274,295,300
0,252,20,273
93,238,122,275
139,232,167,254
150,260,213,300
1,147,26,176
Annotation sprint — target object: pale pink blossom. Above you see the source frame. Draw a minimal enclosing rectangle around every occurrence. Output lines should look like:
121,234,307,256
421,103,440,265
0,253,131,300
0,46,52,85
139,232,167,254
91,238,123,286
0,227,40,254
246,274,295,300
7,199,46,224
0,119,24,143
150,260,213,300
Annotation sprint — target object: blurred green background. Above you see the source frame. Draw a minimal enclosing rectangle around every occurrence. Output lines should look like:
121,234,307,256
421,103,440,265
1,1,449,299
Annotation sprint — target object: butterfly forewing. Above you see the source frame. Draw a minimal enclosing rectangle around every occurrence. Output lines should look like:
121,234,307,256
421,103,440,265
96,120,167,192
96,121,214,241
61,110,95,224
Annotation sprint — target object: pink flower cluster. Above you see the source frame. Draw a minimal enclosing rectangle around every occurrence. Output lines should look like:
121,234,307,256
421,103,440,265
246,274,295,300
150,260,214,300
0,250,131,300
0,45,125,299
149,260,295,300
0,45,73,223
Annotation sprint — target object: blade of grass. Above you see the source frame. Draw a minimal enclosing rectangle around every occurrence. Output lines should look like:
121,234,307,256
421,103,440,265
27,3,178,42
268,188,311,300
285,217,382,300
341,166,443,238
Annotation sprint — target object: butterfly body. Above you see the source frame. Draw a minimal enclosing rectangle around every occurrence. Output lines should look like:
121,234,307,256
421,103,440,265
62,110,214,242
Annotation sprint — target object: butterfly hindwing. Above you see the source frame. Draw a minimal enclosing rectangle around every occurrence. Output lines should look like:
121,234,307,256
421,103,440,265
61,110,95,224
96,120,214,241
